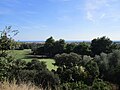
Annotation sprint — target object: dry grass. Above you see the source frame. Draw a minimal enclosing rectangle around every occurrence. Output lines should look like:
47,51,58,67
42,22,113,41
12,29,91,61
0,81,42,90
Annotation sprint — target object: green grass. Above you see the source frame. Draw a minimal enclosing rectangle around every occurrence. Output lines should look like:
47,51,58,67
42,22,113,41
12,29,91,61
40,59,57,70
22,58,57,71
8,49,31,59
7,49,57,71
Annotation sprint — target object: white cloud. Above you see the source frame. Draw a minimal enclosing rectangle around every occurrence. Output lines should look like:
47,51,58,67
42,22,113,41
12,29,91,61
87,11,94,21
85,0,120,22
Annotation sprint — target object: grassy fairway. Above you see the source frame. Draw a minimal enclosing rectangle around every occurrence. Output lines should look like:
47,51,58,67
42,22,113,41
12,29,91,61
40,59,57,70
22,58,57,71
8,49,57,70
8,49,31,59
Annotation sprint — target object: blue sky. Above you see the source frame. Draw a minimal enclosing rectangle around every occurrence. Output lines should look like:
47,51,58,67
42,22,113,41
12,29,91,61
0,0,120,41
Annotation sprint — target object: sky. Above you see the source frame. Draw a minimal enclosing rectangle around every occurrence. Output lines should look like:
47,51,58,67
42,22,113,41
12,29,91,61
0,0,120,41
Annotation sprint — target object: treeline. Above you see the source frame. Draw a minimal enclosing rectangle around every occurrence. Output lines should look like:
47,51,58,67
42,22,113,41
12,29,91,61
32,36,119,57
15,42,44,50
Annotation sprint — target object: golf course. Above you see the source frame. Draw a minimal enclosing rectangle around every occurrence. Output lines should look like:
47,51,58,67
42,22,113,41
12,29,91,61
8,49,57,71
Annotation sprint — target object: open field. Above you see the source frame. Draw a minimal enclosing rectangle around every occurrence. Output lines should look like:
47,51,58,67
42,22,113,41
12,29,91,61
7,49,57,70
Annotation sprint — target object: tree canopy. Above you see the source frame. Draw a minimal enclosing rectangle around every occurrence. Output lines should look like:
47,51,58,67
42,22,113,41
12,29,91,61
91,36,113,56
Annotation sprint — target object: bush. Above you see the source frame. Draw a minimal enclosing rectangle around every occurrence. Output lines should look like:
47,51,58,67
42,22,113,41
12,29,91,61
26,59,47,71
92,79,112,90
34,70,60,89
54,53,82,68
60,82,89,90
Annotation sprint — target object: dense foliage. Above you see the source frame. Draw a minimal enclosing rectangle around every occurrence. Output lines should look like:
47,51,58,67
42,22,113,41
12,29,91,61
32,37,91,57
0,27,120,89
91,36,119,56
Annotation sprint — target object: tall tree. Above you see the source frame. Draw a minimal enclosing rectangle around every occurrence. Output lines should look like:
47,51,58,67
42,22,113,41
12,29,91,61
53,39,65,55
44,36,55,57
91,36,112,56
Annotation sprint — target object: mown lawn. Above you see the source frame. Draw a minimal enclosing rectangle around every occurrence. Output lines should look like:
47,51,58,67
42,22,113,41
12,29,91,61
40,59,57,70
7,49,57,70
8,49,31,59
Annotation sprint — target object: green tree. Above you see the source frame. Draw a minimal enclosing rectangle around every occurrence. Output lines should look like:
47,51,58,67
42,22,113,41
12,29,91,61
92,79,112,90
26,59,47,71
60,82,89,90
74,42,90,56
94,53,109,78
65,43,76,53
53,39,65,55
0,55,14,81
85,60,99,85
94,50,120,89
54,53,89,83
54,53,82,68
0,26,18,80
108,50,120,68
107,50,120,87
44,36,55,57
34,70,60,89
91,36,112,56
0,26,18,55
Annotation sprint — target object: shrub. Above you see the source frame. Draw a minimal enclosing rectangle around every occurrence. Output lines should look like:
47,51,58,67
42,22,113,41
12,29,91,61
60,82,89,90
34,70,60,89
92,79,112,90
26,59,47,71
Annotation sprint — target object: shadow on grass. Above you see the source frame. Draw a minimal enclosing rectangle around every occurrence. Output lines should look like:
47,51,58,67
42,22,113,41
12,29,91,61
24,55,49,59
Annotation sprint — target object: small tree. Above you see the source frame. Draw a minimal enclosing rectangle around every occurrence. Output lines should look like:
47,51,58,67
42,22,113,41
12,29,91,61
0,26,18,80
0,26,19,55
54,53,82,68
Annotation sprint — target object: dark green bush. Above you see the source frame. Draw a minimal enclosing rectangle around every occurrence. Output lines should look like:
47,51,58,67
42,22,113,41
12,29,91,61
60,82,89,90
34,70,60,89
92,79,112,90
